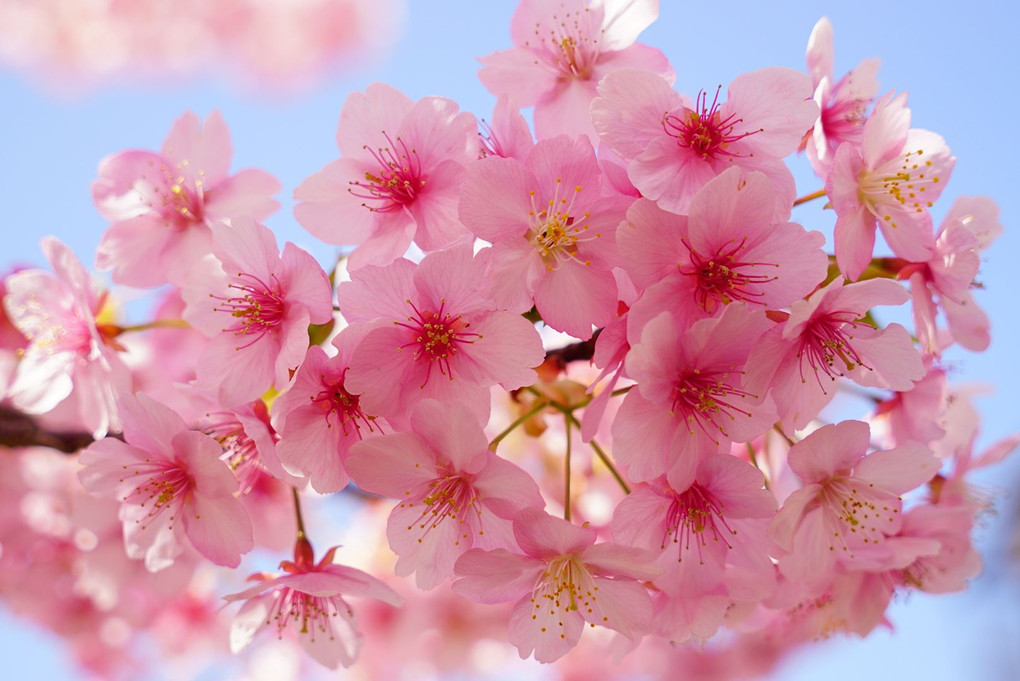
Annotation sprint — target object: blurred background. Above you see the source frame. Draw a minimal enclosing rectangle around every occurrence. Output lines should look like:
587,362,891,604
1,0,1018,679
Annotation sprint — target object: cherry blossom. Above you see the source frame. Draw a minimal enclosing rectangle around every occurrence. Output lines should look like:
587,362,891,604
618,168,827,331
827,92,955,280
336,245,544,424
294,83,477,269
93,111,281,287
78,393,254,572
613,305,776,483
225,538,401,669
900,196,1002,354
182,218,333,406
346,399,543,589
271,327,384,494
478,0,672,143
459,134,631,339
770,420,940,585
593,66,818,213
802,17,880,176
0,5,1013,679
3,237,130,437
453,507,659,662
743,276,925,430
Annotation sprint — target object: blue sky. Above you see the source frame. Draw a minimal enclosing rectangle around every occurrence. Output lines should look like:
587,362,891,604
2,1,1018,679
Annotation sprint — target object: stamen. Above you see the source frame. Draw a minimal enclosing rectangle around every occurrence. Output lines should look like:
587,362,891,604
661,484,737,564
348,132,426,212
394,298,480,387
679,236,779,311
670,367,756,443
662,87,763,159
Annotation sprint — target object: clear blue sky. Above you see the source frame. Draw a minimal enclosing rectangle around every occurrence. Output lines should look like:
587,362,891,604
2,1,1018,679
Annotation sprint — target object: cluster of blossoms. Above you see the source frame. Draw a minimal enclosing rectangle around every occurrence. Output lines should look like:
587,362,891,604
0,0,405,89
0,2,1015,679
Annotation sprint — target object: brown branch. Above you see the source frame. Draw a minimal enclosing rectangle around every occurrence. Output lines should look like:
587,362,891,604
542,328,601,371
0,405,120,453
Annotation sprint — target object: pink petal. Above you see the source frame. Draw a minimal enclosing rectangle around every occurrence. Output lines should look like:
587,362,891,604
204,168,281,222
788,420,871,482
183,492,254,568
508,593,584,663
514,508,595,559
345,432,440,498
452,548,544,603
852,442,940,495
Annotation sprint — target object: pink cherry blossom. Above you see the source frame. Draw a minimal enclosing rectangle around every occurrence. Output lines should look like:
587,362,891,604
453,507,659,663
459,134,631,339
336,246,545,424
770,420,940,585
182,218,333,406
479,95,536,160
78,393,254,572
612,305,776,483
901,196,1001,354
592,66,817,213
827,92,955,280
897,503,981,594
271,327,385,494
346,399,544,589
618,168,827,330
225,538,402,669
294,83,477,269
0,0,405,90
872,361,948,448
611,455,777,641
3,237,130,437
198,397,289,495
479,0,672,144
743,276,925,430
802,17,880,176
93,111,281,287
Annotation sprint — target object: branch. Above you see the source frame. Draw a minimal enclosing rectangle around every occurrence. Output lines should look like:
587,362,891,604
542,328,601,370
0,405,118,453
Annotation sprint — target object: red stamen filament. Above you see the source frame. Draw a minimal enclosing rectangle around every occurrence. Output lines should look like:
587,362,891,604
662,87,762,159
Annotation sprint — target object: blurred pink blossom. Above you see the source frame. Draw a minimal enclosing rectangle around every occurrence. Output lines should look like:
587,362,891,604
0,0,406,91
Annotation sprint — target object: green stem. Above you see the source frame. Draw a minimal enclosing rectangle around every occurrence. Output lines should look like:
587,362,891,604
588,435,631,495
521,386,631,495
564,416,572,522
488,398,549,452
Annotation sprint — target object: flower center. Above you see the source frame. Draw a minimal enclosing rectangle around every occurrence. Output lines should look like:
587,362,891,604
797,312,872,389
405,475,483,546
348,132,426,212
396,298,479,387
530,556,606,637
213,273,286,348
858,148,939,228
671,367,755,442
680,237,778,312
662,88,761,159
311,369,377,438
662,484,736,563
527,179,597,271
150,155,205,226
265,587,353,642
203,409,271,495
820,477,900,557
524,7,600,81
121,461,193,531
